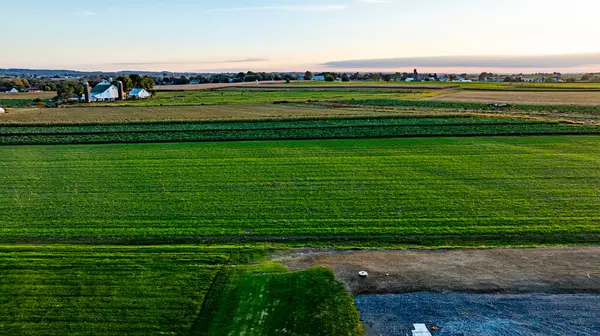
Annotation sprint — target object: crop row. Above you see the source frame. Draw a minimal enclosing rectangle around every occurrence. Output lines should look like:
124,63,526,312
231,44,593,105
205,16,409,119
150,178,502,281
0,116,543,135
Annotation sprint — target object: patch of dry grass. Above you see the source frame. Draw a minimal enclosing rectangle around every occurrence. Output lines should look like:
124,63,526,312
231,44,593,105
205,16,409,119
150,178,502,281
430,91,600,106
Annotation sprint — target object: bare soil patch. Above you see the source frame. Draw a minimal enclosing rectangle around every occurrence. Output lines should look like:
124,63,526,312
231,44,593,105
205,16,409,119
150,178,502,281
281,247,600,294
430,90,600,105
0,91,56,99
0,104,400,124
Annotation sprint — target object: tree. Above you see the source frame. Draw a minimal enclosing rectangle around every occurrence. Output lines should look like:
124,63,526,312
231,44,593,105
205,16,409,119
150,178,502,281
581,74,591,81
304,71,313,81
325,75,335,82
36,101,46,114
139,76,155,90
341,73,350,82
116,76,134,91
129,74,142,87
382,74,393,82
56,83,75,102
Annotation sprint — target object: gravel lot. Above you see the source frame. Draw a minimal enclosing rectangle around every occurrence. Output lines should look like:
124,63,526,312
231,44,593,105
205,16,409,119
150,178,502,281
356,293,600,336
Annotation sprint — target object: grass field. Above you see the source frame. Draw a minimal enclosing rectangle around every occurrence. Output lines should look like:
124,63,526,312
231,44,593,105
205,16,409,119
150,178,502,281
198,264,364,336
0,245,362,336
85,89,437,107
1,136,599,246
0,116,598,145
0,245,229,335
431,90,600,105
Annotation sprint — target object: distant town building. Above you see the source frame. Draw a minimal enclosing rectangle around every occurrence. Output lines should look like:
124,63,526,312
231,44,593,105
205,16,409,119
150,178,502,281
312,75,325,81
89,80,120,101
129,88,151,99
24,87,42,93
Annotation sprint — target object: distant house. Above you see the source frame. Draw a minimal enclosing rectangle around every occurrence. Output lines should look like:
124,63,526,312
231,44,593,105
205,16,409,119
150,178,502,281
90,80,119,101
6,88,18,93
24,87,42,93
311,75,325,81
405,78,415,82
129,88,151,99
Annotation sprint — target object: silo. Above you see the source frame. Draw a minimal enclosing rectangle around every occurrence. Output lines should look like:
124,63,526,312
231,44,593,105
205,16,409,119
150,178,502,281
117,81,124,100
83,82,91,103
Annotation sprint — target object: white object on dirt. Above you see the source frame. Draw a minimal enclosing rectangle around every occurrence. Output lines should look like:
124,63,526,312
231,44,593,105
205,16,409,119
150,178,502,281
412,324,432,336
0,107,5,113
358,271,368,278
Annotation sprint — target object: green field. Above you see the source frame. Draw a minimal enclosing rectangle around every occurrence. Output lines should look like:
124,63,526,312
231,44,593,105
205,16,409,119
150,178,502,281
0,245,361,336
1,136,599,246
335,98,600,114
84,89,436,107
198,264,364,336
1,116,597,145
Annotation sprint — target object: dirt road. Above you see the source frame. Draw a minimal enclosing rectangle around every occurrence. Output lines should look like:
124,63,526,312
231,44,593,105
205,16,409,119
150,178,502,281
281,247,600,294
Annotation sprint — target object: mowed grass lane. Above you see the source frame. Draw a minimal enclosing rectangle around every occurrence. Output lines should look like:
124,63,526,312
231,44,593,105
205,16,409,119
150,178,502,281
1,137,599,245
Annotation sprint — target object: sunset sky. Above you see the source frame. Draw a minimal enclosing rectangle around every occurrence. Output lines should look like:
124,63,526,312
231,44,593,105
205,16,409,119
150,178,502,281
2,0,600,73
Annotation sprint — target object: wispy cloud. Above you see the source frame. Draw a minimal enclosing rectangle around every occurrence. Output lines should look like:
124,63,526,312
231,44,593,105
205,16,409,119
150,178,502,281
323,53,600,69
208,5,348,12
357,0,396,3
76,11,97,17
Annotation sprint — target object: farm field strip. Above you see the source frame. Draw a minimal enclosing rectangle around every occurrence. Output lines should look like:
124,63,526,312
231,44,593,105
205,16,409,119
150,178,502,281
0,117,551,134
0,104,401,125
1,245,363,336
429,90,600,106
0,245,230,336
0,120,597,145
285,81,600,91
0,92,56,100
1,137,599,245
334,99,600,115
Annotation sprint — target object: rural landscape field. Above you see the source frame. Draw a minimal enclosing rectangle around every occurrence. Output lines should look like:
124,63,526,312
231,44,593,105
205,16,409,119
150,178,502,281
3,1,600,334
1,80,599,335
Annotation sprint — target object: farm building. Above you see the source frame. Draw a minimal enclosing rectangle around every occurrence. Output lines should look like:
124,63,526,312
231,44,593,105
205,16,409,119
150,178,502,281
89,80,120,101
312,75,325,81
6,88,18,93
129,88,151,99
24,87,42,92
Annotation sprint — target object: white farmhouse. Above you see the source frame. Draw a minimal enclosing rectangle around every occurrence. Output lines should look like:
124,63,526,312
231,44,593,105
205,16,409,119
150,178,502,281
6,88,18,93
89,80,119,101
129,88,151,99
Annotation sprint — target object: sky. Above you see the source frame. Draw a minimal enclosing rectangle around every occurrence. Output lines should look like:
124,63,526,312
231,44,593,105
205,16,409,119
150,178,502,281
1,0,600,73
